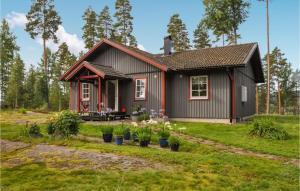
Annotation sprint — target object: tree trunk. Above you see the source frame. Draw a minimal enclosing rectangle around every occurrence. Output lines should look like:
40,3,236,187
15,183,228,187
43,38,49,108
266,0,270,114
256,85,259,114
15,89,18,108
234,28,237,44
58,84,61,111
278,81,281,114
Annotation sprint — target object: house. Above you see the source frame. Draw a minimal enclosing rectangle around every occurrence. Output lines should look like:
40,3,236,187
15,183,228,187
60,37,264,123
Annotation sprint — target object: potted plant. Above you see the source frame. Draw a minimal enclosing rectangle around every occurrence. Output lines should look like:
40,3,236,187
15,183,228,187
158,130,170,148
138,132,151,147
168,136,180,151
114,127,124,145
132,128,139,142
123,127,131,140
100,126,114,143
131,111,140,122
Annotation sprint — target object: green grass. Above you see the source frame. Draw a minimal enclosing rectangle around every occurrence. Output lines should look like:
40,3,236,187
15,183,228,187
1,122,299,191
172,115,299,158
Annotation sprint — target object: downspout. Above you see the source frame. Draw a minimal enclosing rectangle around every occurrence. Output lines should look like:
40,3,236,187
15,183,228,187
226,68,236,124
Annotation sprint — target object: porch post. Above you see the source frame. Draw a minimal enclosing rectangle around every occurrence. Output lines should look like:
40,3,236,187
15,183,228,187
161,71,166,114
98,77,101,112
77,79,81,112
69,82,72,110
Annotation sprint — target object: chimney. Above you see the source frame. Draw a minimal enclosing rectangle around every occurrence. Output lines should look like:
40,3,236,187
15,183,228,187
163,36,172,55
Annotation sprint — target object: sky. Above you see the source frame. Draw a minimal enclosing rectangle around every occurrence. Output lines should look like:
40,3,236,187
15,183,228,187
1,0,299,70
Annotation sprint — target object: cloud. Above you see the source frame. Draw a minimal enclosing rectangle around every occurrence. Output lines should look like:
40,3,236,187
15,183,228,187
6,11,86,56
37,25,86,55
6,12,27,28
137,44,146,51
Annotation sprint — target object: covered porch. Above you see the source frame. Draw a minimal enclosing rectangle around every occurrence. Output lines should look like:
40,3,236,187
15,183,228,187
63,61,131,119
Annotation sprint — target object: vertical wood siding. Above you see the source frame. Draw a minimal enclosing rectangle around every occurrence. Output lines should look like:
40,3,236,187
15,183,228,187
234,61,256,119
166,71,230,119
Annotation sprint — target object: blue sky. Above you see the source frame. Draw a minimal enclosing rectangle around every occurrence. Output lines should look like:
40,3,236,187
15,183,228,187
1,0,299,70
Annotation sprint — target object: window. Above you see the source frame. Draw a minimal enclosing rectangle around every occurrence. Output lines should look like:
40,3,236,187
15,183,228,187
81,83,90,101
190,75,208,99
135,78,146,100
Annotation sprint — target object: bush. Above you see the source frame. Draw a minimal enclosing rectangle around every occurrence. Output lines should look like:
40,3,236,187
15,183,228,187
18,108,27,114
29,123,42,137
114,127,124,137
137,113,150,121
168,136,180,145
100,126,114,135
158,130,170,139
249,118,289,140
48,110,80,138
138,128,152,142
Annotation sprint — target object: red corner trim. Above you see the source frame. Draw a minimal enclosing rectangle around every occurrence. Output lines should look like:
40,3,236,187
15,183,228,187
65,61,105,80
161,72,166,113
133,76,147,101
60,39,167,80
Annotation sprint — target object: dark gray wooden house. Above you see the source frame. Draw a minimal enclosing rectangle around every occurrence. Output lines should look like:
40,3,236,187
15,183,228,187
60,37,264,123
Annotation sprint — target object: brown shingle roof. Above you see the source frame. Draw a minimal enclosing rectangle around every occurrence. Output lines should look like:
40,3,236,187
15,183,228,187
92,64,129,79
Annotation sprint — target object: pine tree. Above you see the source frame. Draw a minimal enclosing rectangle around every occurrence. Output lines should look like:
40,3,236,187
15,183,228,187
203,0,249,44
25,0,61,108
82,7,98,49
24,65,37,108
193,20,211,49
0,19,19,107
114,0,137,46
167,14,190,52
6,54,25,108
97,6,113,39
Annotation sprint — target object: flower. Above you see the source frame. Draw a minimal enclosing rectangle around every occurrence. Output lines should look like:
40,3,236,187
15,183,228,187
164,121,171,126
141,120,147,125
131,122,138,127
178,127,186,131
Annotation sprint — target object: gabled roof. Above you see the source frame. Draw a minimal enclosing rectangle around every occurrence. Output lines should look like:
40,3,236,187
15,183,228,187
60,38,264,83
63,61,128,80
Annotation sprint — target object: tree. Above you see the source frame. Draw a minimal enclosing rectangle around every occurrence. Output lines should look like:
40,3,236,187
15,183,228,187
25,0,61,108
203,0,250,45
193,20,211,49
82,7,98,49
114,0,137,46
24,65,37,108
167,14,190,52
97,6,113,39
0,19,19,107
6,54,25,108
50,43,76,110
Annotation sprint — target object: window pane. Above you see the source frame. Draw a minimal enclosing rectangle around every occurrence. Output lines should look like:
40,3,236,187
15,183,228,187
192,91,200,97
200,84,206,90
200,90,207,96
192,84,199,91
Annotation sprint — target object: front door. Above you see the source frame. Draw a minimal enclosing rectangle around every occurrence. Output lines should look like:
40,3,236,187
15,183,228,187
106,80,118,111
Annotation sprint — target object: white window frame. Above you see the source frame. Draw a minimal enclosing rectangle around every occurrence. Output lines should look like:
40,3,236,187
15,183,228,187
81,83,90,101
135,78,146,100
190,75,208,100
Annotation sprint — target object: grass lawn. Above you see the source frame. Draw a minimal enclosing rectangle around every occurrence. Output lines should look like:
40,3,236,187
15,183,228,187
172,115,299,158
1,111,299,190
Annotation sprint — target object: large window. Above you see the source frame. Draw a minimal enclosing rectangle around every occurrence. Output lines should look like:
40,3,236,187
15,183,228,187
81,83,90,101
190,75,208,99
135,78,146,100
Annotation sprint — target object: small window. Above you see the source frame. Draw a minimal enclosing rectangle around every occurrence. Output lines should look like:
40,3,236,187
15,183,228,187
190,75,208,99
135,78,146,100
82,83,90,101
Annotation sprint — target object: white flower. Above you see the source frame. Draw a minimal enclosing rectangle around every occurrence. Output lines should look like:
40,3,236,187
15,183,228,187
178,127,186,131
168,127,173,130
141,120,147,125
131,122,138,127
164,121,170,126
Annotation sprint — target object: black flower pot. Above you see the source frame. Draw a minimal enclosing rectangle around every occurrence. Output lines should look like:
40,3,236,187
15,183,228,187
102,134,113,143
159,138,169,148
124,132,131,140
139,140,149,147
170,144,179,151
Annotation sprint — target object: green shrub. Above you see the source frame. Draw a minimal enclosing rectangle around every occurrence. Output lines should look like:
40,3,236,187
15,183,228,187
47,123,56,135
18,108,27,114
158,130,170,139
249,118,289,140
168,136,180,145
48,110,80,137
29,123,42,137
138,128,152,141
137,113,150,121
100,126,114,135
114,127,124,136
123,127,130,134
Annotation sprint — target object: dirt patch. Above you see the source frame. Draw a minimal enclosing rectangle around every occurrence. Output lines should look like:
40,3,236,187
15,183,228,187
1,139,31,153
1,139,170,171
